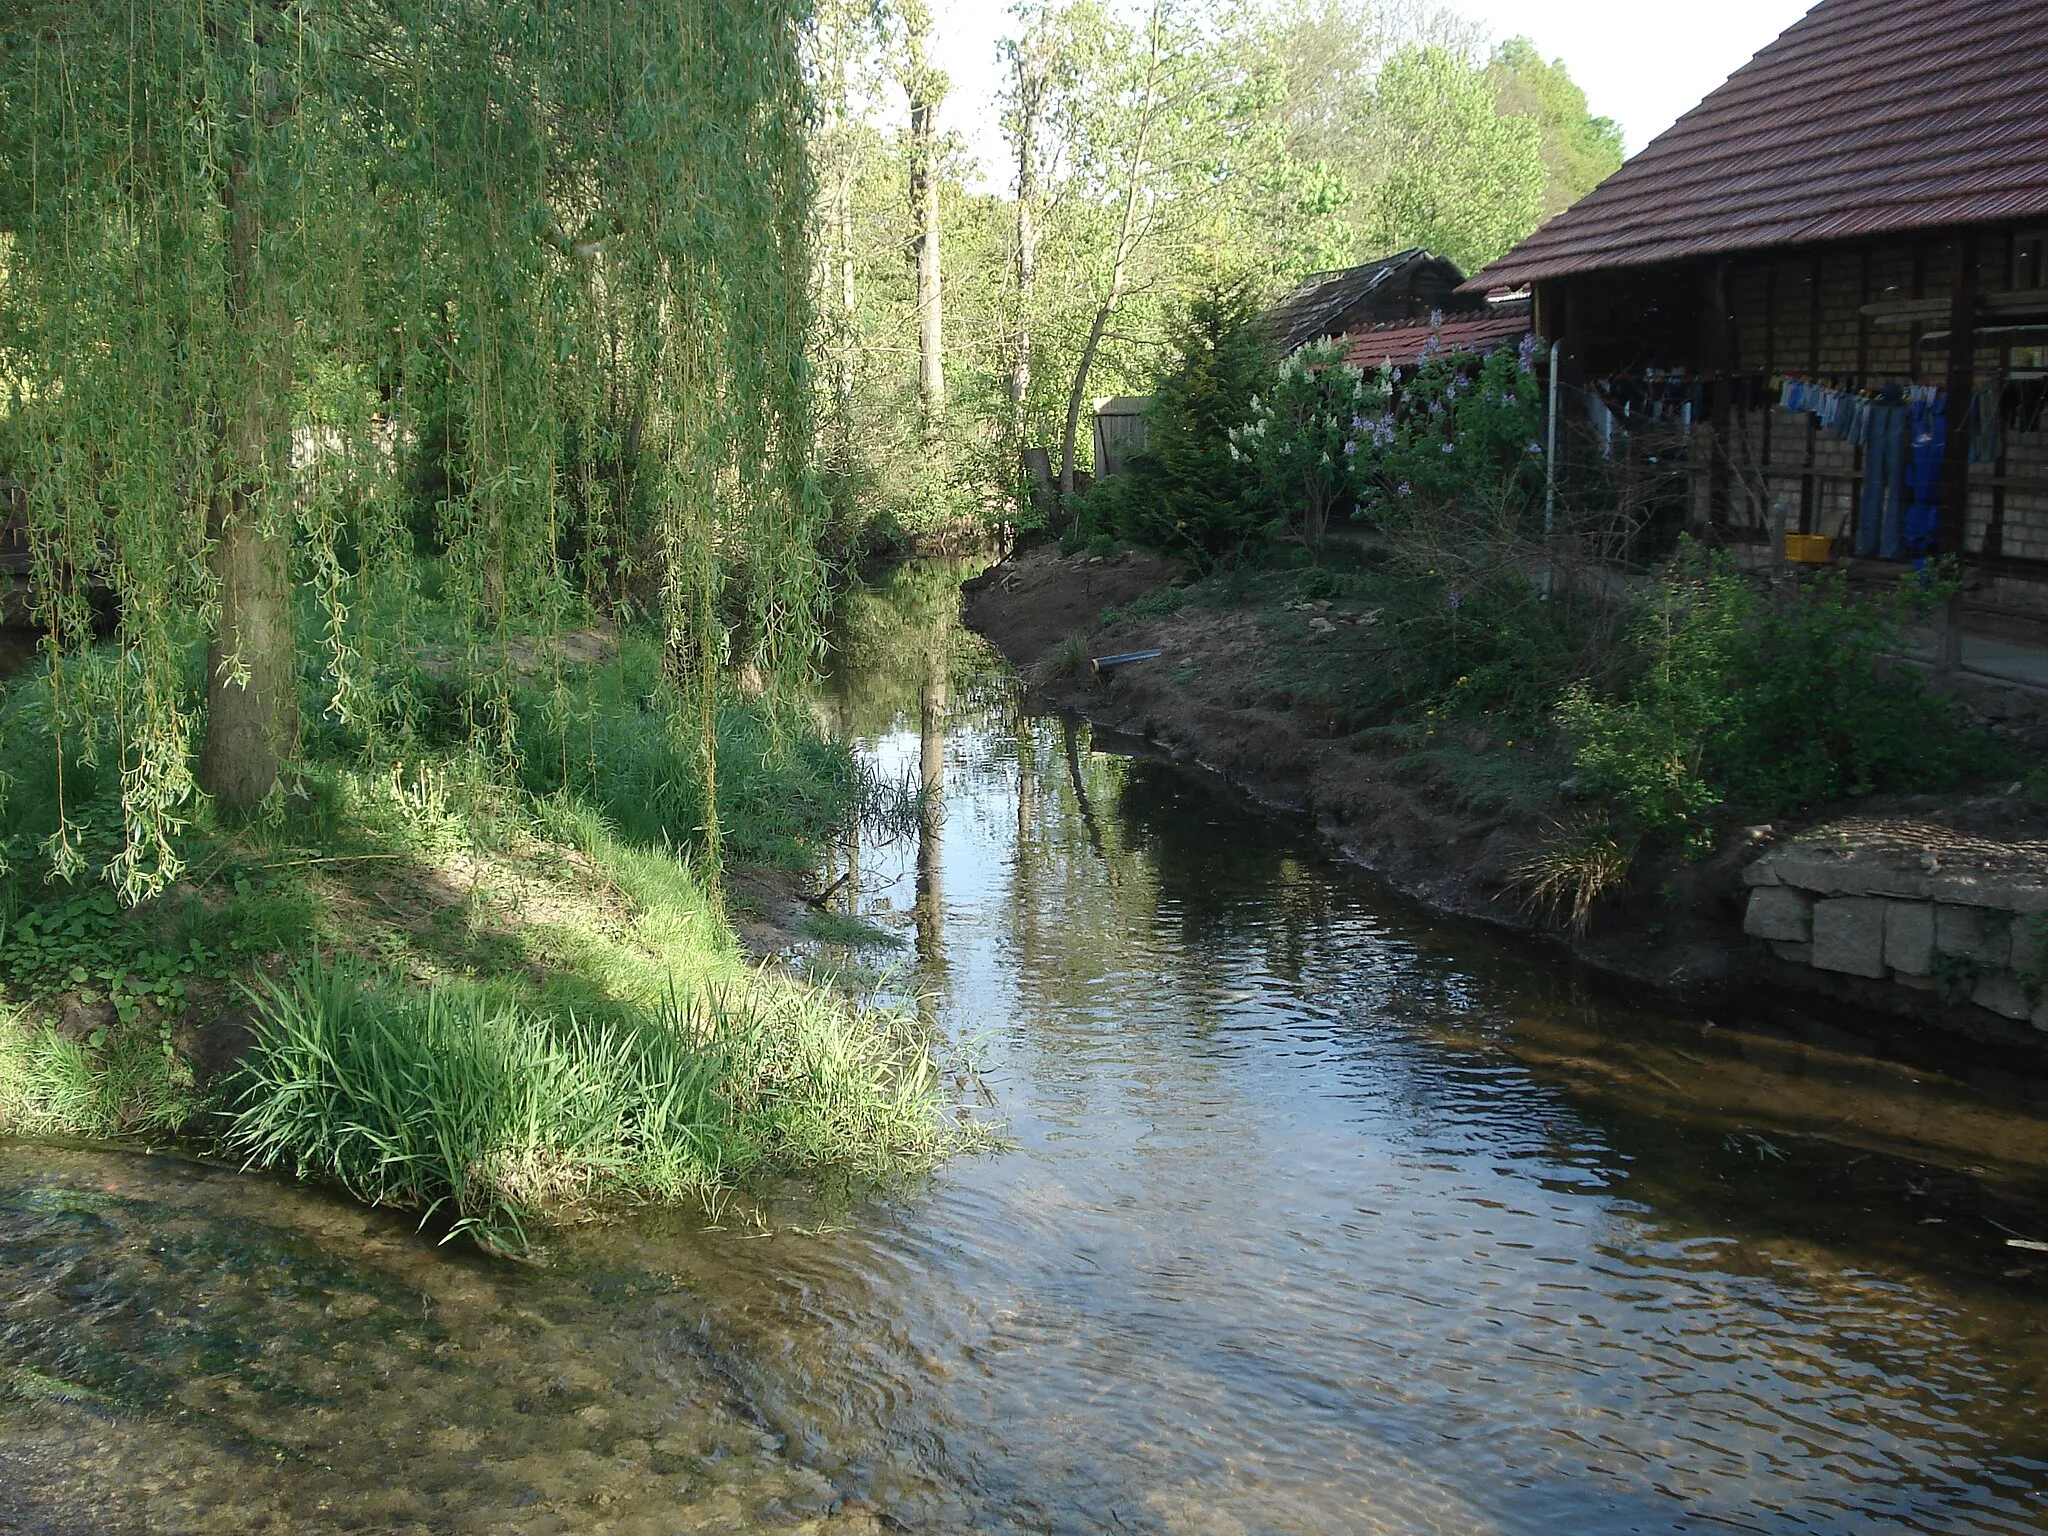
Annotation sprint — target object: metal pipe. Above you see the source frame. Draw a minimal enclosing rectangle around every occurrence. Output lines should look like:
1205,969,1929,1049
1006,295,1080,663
1544,339,1561,596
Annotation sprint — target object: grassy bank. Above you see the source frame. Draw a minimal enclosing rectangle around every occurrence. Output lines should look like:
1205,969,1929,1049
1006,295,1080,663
0,606,974,1255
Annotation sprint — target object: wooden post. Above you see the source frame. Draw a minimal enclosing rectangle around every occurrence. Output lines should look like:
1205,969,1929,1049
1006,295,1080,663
1937,231,1978,558
1934,231,1978,676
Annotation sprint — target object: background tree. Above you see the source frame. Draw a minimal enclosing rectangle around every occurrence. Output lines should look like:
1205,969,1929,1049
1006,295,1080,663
1489,36,1625,217
895,0,950,429
1360,45,1546,271
802,0,1617,537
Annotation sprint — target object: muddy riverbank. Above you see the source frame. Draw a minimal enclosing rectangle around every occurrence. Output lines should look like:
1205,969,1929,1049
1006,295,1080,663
962,541,2048,1059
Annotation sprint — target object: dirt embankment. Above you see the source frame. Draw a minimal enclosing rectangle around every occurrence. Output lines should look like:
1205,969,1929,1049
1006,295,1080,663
963,541,2048,1056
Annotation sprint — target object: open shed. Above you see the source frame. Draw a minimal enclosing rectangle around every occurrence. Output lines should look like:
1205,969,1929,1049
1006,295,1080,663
1467,0,2048,612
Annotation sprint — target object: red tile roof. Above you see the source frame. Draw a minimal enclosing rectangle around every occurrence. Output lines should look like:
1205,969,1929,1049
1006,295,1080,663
1341,306,1530,370
1465,0,2048,290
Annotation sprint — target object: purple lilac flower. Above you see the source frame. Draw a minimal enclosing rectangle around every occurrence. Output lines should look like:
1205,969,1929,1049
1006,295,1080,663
1343,440,1358,456
1448,591,1465,610
1397,482,1413,497
1517,333,1539,374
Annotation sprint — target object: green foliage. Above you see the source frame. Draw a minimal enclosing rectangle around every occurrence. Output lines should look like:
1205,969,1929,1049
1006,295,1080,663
1489,38,1626,216
1232,340,1382,550
1353,342,1545,519
0,1016,198,1142
226,957,958,1255
1074,291,1271,567
1099,585,1190,629
1362,46,1548,272
1559,550,2010,844
1930,949,1989,1007
797,910,907,950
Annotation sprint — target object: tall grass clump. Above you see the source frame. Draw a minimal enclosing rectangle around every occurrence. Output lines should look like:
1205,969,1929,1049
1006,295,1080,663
226,960,960,1255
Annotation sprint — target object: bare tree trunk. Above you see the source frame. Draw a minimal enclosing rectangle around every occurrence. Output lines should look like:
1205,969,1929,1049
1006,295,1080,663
1009,37,1045,448
1058,1,1164,500
901,4,946,430
199,155,296,810
1058,305,1113,502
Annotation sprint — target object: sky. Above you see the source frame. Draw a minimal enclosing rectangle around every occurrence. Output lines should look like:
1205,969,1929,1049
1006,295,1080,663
930,0,1819,191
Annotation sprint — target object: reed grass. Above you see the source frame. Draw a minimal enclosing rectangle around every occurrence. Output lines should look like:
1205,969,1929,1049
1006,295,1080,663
225,956,959,1255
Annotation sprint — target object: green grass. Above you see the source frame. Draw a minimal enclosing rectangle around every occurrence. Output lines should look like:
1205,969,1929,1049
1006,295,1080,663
0,1012,197,1141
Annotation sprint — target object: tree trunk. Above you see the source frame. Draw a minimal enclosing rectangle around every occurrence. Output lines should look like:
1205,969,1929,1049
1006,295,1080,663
902,7,946,429
1057,1,1163,500
199,156,296,810
1009,40,1044,449
1059,305,1112,504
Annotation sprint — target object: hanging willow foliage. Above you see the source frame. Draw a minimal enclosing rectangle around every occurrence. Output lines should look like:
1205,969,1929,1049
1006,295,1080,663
0,0,825,900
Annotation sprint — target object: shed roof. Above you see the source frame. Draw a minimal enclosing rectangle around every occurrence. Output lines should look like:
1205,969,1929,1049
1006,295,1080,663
1465,0,2048,291
1265,249,1445,354
1341,303,1531,372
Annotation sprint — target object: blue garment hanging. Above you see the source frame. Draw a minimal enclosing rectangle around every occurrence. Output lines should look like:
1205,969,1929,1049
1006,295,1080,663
1902,398,1946,553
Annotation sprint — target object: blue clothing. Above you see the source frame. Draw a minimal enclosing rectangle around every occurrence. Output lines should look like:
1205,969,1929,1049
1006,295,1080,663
1855,403,1909,559
1902,399,1946,553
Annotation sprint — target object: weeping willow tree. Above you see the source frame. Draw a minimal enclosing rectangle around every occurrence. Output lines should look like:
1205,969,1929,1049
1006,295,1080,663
0,0,823,901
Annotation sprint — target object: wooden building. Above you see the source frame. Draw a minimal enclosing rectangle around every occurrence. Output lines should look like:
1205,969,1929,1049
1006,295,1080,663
1265,249,1477,356
1467,0,2048,612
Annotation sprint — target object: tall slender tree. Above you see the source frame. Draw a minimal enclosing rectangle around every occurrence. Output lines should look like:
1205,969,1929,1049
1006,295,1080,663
896,0,948,429
1003,8,1053,449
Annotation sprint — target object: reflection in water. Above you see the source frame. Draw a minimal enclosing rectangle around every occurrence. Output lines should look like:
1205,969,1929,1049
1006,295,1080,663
916,630,946,966
5,561,2048,1534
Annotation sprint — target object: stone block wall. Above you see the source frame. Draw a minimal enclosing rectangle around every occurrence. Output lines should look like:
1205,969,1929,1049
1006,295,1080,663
1744,819,2048,1028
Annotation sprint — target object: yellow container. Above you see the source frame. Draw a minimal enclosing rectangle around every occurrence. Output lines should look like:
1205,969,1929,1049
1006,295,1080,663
1783,533,1833,564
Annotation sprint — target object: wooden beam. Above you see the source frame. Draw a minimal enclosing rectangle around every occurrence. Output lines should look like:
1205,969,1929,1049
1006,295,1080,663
1865,287,2048,324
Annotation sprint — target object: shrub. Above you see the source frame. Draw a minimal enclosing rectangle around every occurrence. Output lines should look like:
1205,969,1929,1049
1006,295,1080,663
1558,548,2009,845
1232,338,1383,551
1509,817,1638,935
1354,339,1545,524
1077,290,1268,568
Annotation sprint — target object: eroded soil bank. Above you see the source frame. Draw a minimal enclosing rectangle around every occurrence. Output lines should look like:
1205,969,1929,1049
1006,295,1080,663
963,540,2048,1060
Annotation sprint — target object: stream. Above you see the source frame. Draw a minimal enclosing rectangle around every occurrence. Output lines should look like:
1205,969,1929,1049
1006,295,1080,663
5,564,2048,1533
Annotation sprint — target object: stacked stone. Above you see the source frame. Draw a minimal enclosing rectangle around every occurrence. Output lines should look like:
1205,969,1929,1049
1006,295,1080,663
1744,820,2048,1027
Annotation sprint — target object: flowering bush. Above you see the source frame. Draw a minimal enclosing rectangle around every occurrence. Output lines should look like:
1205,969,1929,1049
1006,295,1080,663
1226,318,1544,551
1351,331,1544,522
1228,339,1385,549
